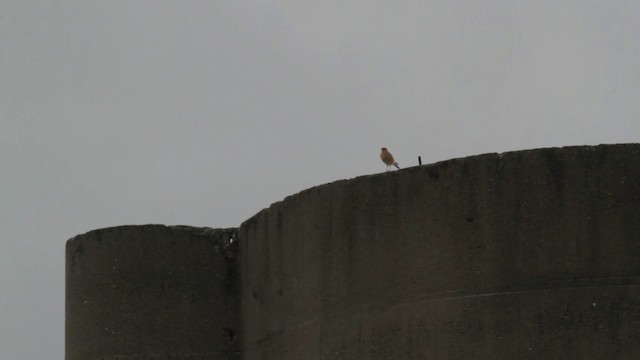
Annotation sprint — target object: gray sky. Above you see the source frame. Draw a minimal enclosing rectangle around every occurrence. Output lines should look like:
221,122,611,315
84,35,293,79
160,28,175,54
1,1,639,359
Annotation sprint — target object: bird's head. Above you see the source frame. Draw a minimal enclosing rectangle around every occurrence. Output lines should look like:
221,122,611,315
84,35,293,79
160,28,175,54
381,147,387,151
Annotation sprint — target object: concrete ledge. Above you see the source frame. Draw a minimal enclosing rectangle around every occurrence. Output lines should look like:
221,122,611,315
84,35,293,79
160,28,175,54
239,144,640,359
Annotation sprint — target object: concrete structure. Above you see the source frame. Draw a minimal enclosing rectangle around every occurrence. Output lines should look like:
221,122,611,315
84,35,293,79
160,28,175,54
66,144,640,359
65,225,239,360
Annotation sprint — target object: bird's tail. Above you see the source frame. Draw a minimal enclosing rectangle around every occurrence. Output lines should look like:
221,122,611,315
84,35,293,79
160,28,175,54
394,163,400,169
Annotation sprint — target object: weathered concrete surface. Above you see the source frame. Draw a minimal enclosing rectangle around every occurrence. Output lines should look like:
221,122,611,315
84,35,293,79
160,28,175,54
239,144,640,359
65,225,239,360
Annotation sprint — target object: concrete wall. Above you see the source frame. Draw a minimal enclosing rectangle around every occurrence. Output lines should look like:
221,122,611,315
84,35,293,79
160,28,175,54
238,144,640,359
66,144,640,359
65,225,240,360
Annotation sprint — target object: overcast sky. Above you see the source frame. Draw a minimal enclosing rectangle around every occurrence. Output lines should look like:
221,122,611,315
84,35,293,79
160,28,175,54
1,1,639,359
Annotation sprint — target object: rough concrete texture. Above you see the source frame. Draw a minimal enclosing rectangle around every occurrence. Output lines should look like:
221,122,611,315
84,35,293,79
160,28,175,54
239,144,640,359
65,225,239,360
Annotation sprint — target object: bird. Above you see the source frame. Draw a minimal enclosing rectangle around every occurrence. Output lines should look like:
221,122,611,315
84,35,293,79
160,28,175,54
380,147,400,171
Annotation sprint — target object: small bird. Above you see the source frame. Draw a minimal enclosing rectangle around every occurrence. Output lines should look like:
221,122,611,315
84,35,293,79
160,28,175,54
380,147,400,171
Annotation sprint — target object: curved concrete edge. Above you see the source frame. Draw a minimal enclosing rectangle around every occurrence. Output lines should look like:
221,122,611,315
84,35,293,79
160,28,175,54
241,143,640,228
66,224,237,246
